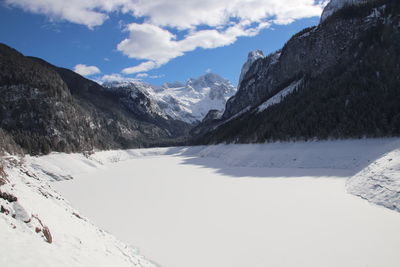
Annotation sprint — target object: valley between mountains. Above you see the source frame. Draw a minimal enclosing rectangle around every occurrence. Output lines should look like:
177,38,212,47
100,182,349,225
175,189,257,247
1,0,400,266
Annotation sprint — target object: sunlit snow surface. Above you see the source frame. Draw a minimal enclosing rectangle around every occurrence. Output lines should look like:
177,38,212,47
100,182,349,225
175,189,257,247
50,139,400,267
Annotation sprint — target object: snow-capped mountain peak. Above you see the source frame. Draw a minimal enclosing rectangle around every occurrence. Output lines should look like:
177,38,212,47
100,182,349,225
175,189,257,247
102,73,236,124
187,73,227,91
156,73,236,123
238,50,264,86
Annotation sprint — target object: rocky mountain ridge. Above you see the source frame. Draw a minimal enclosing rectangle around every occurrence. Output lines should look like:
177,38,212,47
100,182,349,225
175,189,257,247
193,0,400,144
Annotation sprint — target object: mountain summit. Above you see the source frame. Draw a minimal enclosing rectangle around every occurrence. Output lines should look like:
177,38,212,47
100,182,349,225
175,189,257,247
238,50,264,86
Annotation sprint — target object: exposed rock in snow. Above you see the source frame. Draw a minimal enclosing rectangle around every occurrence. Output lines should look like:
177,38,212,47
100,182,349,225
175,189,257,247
320,0,372,22
238,50,264,86
103,73,236,124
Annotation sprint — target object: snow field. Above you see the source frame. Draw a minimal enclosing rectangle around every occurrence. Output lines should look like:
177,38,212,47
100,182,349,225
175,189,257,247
50,138,400,267
2,138,399,267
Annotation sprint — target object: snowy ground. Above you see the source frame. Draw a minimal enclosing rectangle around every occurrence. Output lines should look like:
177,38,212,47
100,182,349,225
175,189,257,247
0,156,156,267
2,138,400,267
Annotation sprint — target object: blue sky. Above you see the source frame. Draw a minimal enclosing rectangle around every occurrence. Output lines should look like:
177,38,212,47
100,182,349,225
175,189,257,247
0,0,326,86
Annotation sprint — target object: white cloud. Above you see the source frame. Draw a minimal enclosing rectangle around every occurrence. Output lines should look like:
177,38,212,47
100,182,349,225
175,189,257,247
133,73,164,79
7,0,328,71
73,64,101,76
149,74,165,79
122,60,159,74
5,0,109,28
119,21,270,73
6,0,326,28
135,73,148,78
129,0,325,29
97,73,138,84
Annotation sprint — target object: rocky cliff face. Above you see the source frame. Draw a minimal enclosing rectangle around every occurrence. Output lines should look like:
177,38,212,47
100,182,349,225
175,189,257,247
0,44,190,155
320,0,373,22
238,50,264,86
193,0,400,144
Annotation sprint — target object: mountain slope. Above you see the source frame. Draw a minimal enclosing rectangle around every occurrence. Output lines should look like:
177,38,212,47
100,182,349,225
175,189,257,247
193,0,400,144
0,44,190,155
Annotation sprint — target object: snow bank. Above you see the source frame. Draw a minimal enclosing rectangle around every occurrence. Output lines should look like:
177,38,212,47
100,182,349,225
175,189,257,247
188,139,400,211
347,149,400,212
0,156,157,267
186,138,400,170
31,138,399,176
30,138,400,212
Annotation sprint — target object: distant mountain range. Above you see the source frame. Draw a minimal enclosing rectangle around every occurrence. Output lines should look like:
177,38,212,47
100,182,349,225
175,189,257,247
102,73,236,124
1,0,399,155
0,43,235,154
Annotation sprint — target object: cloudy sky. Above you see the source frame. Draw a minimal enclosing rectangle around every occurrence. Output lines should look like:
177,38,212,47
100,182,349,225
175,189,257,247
0,0,328,85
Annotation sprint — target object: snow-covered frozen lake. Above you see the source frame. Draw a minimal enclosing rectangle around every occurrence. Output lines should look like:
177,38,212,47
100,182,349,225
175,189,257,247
53,146,400,267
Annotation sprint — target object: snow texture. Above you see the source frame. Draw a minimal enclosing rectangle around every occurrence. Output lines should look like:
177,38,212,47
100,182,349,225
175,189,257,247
257,79,302,113
52,138,400,267
2,138,400,267
32,138,400,210
29,138,400,211
347,149,400,212
0,156,157,267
